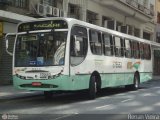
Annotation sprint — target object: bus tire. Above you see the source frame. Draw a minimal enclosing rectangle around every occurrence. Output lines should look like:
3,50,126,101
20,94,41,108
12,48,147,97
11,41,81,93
133,74,140,90
44,91,53,99
89,76,97,100
125,74,140,90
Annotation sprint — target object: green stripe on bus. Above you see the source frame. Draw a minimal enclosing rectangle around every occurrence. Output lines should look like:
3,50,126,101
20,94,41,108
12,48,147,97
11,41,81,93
13,72,152,91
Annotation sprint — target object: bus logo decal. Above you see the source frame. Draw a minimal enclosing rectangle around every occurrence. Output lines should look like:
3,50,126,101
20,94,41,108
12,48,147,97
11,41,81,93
127,61,141,70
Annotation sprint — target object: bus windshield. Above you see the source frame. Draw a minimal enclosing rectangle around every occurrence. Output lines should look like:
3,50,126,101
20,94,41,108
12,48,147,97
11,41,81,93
15,31,68,67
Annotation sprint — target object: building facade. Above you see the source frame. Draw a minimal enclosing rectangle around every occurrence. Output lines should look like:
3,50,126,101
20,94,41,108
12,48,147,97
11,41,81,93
0,0,36,85
0,0,157,85
154,0,160,75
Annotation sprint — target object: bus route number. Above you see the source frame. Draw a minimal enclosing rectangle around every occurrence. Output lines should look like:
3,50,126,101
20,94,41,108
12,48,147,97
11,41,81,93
40,72,51,78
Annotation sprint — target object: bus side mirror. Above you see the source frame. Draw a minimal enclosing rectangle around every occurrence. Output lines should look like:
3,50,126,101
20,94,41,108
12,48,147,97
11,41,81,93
5,33,16,56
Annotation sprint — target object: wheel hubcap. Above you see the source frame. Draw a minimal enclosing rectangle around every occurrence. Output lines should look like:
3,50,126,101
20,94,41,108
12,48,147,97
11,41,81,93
95,82,97,93
135,77,139,88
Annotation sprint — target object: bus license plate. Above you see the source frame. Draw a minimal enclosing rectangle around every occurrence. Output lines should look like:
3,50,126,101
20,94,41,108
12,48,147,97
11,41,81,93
32,82,42,86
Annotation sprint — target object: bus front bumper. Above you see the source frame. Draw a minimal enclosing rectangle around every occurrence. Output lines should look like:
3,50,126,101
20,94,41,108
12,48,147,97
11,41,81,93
13,75,90,91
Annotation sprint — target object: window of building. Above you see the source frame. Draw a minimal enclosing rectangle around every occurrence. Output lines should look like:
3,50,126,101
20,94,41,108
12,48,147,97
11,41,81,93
89,30,102,55
102,33,113,56
8,0,28,8
68,3,80,19
87,10,98,25
143,0,149,8
134,28,140,37
43,0,58,6
143,31,151,40
102,16,112,28
150,4,154,16
70,26,88,66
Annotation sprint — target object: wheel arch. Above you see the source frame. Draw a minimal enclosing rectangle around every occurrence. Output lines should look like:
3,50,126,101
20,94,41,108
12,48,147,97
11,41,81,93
90,71,102,90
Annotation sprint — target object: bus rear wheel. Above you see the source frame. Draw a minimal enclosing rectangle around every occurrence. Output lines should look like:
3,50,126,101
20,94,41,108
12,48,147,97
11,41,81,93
133,74,140,90
44,91,53,99
125,74,140,90
89,76,97,100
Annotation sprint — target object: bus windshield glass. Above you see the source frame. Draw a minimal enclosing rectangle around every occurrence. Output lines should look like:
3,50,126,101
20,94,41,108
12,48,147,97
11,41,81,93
15,31,67,67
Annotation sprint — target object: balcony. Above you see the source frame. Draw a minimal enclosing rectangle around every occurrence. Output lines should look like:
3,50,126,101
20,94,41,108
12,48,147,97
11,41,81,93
92,0,154,22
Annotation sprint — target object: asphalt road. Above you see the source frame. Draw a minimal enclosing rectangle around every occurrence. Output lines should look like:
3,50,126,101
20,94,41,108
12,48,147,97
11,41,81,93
0,79,160,120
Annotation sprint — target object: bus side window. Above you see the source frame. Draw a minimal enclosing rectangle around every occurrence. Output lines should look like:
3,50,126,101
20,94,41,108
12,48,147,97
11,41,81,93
89,30,102,55
129,40,134,58
144,44,151,60
70,26,88,66
114,36,121,57
110,35,114,55
120,38,125,57
102,33,112,56
133,41,136,58
133,42,137,59
140,43,144,59
144,44,147,60
125,39,131,58
134,42,140,59
148,45,151,60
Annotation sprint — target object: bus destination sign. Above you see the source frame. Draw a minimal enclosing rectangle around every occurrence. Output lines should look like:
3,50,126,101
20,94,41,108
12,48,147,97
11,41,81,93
18,20,68,32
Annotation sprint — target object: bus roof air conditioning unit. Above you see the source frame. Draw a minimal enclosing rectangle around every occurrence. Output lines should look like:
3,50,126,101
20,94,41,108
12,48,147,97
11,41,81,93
46,5,53,16
53,7,59,17
37,4,45,16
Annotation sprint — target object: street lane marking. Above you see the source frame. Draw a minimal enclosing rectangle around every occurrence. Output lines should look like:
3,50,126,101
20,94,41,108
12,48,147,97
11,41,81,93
98,96,111,100
95,104,111,109
129,91,138,93
54,114,75,120
143,93,157,97
121,99,132,103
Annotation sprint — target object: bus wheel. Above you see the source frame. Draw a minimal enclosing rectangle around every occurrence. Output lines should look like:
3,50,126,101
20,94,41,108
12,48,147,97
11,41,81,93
89,76,97,100
133,74,140,90
44,91,53,99
125,74,140,90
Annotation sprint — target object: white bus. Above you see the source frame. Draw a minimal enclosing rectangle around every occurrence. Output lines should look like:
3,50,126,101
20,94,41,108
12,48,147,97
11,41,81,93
5,18,156,99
